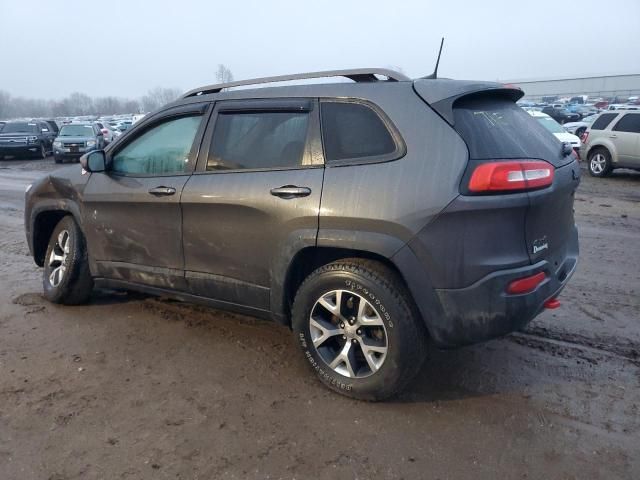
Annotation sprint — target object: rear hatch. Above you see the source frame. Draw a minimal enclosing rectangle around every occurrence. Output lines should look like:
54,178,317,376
450,94,579,269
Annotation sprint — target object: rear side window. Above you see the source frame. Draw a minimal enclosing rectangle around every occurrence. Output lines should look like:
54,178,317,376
320,102,396,162
453,97,561,162
591,113,618,130
207,111,310,171
612,114,640,133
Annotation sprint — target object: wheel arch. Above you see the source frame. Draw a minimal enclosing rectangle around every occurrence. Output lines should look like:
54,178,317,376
30,205,82,267
279,246,416,328
586,141,614,162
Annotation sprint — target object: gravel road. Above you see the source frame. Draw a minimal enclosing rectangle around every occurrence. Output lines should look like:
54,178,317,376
0,158,638,479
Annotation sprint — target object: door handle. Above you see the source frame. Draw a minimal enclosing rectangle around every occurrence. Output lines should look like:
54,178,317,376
609,135,617,138
148,186,176,196
270,186,311,198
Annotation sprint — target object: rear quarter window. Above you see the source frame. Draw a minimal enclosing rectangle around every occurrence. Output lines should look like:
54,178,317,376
320,102,399,163
612,114,640,134
591,113,618,130
452,97,562,164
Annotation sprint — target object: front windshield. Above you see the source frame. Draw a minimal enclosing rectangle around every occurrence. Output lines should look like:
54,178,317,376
2,122,38,134
536,116,565,134
59,125,94,137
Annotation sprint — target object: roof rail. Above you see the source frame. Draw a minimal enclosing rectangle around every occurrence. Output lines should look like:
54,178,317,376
182,68,410,98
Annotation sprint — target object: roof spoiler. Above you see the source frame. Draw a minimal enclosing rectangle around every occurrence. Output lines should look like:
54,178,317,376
414,79,524,124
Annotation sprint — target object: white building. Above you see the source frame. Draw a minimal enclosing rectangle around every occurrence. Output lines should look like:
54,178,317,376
503,73,640,101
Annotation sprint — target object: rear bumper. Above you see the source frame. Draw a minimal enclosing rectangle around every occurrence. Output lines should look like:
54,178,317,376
393,226,579,348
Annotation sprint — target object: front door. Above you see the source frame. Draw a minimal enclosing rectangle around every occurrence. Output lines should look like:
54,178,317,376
181,99,324,312
82,104,210,289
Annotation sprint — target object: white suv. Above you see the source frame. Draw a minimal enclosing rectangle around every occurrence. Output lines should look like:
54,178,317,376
580,111,640,177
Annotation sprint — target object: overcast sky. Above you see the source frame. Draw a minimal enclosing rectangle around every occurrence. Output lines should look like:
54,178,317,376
1,0,639,99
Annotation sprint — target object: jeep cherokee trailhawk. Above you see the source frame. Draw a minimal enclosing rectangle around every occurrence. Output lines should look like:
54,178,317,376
25,69,579,400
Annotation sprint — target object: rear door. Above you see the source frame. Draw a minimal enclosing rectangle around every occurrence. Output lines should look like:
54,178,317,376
610,113,640,165
452,95,580,269
82,103,210,289
181,98,324,311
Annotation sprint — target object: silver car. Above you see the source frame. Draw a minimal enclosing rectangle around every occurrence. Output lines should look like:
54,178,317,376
580,111,640,177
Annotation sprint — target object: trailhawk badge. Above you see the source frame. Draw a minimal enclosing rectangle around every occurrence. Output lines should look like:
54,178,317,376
532,237,549,255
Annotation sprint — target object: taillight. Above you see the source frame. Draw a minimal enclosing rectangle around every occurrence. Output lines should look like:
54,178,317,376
101,128,109,134
580,132,589,143
506,272,546,294
468,160,554,193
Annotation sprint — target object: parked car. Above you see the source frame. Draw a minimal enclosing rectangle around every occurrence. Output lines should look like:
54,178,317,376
52,123,105,163
563,113,599,137
607,104,640,111
0,120,54,159
94,122,117,144
527,110,581,153
24,69,579,400
541,106,580,123
581,111,640,177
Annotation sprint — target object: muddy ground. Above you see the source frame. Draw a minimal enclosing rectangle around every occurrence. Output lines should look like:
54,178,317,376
0,158,639,479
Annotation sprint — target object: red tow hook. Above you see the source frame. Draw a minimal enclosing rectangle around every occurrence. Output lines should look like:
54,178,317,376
544,298,561,309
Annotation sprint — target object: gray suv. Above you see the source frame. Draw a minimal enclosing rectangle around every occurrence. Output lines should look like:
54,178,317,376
24,69,580,400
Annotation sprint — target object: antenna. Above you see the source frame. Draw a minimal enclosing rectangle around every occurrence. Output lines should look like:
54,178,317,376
423,37,445,79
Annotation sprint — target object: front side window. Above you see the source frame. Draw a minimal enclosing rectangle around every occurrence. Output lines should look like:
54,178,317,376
207,111,310,171
320,102,396,162
112,115,202,175
612,114,640,134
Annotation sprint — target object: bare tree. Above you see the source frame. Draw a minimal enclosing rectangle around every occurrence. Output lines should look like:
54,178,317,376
0,90,12,119
141,87,182,113
215,64,234,84
67,92,94,116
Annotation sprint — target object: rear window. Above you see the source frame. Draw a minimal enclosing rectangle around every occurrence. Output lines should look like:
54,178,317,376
591,113,618,130
536,116,565,134
321,102,397,162
453,97,561,161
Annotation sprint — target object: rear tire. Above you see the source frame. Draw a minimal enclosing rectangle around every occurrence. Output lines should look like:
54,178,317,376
292,258,427,401
43,216,93,305
38,143,47,160
588,148,612,177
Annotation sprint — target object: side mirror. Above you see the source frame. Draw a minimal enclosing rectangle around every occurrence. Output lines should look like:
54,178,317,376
80,150,107,172
562,142,573,156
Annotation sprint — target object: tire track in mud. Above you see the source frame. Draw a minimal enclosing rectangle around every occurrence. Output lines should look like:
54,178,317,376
515,325,640,364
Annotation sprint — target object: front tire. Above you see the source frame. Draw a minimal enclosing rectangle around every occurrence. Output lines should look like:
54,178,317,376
38,143,47,160
588,148,612,177
43,216,93,304
292,259,427,401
